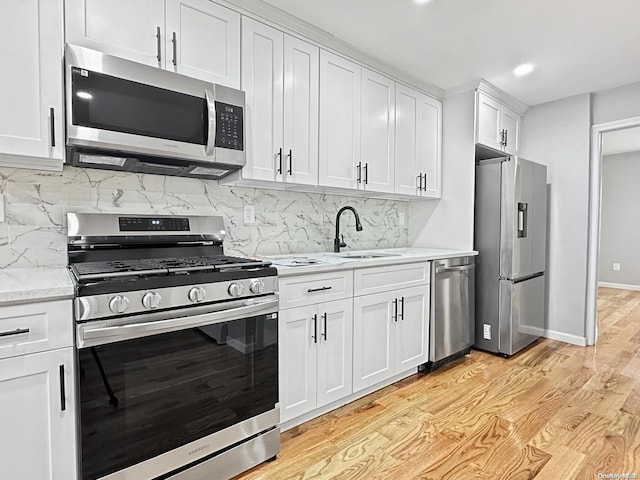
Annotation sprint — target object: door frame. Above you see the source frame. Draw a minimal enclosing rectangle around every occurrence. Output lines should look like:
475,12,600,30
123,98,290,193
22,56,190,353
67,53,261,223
585,115,640,345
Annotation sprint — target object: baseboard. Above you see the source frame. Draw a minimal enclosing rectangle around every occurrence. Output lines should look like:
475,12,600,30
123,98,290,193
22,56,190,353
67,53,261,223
543,329,587,346
598,281,640,291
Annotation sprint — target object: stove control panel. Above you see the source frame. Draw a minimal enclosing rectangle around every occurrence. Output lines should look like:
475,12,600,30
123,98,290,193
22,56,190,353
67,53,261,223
142,291,162,309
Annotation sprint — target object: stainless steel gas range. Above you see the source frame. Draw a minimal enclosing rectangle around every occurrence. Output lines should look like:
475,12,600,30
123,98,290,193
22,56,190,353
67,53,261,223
67,213,279,480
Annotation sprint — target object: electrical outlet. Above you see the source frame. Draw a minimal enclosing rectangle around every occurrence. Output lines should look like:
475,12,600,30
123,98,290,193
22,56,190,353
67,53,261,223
398,212,405,226
243,205,255,225
483,324,491,340
613,263,621,271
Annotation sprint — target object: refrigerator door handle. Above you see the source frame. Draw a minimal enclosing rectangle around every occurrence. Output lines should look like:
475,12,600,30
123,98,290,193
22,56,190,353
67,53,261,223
517,202,528,238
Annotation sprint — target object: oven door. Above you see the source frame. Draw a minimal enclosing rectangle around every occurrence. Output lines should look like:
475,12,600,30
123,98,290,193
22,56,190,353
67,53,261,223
76,296,279,480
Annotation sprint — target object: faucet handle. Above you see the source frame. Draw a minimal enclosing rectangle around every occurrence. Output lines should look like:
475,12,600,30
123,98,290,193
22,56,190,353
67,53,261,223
339,234,347,248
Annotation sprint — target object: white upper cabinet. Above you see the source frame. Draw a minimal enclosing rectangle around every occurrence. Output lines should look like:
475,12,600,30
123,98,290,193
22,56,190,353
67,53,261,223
66,0,240,87
241,17,284,182
0,0,64,168
394,84,442,198
239,18,319,185
165,0,241,86
475,90,521,156
319,50,361,190
66,0,165,67
360,69,395,194
283,35,319,186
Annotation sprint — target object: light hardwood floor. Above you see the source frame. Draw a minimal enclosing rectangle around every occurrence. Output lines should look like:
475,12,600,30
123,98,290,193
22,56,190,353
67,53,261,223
236,288,640,479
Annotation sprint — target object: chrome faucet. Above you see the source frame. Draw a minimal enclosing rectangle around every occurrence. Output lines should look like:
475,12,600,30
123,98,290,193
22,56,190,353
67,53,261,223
334,206,363,253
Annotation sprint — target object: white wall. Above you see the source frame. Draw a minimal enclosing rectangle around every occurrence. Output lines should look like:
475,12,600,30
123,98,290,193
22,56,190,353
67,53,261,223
409,90,476,249
592,80,640,125
598,152,640,287
520,93,591,344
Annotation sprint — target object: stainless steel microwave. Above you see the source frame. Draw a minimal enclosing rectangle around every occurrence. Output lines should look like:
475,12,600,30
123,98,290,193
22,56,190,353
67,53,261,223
65,44,245,179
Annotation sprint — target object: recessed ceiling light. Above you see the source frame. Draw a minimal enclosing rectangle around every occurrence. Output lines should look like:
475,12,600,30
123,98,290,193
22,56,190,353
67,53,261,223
414,0,433,4
513,63,534,77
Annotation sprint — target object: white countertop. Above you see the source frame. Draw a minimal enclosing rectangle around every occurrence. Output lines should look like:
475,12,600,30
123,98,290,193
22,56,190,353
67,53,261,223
264,247,477,277
0,267,75,305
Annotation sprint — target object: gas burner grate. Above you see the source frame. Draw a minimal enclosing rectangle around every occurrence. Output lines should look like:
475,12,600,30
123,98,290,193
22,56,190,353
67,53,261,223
70,255,272,282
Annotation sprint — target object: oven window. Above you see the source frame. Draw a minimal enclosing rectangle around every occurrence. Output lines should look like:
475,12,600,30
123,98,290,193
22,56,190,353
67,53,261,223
71,68,207,145
78,314,278,480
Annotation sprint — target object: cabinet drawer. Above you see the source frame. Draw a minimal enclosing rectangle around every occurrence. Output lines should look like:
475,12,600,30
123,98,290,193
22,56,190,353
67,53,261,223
0,300,73,360
354,262,430,296
279,271,353,309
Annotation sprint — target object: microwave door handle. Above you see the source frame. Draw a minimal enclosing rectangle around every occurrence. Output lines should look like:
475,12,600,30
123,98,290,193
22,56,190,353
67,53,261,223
205,88,216,156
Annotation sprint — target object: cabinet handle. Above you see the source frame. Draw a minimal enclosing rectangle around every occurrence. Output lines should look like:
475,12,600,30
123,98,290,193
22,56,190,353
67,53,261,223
277,148,283,174
171,32,177,67
312,314,318,343
322,312,327,340
287,149,292,175
49,108,55,148
364,163,368,184
59,365,66,411
356,162,362,183
504,129,508,147
392,298,398,322
399,296,404,320
416,174,422,190
307,286,332,293
156,26,162,65
0,327,30,338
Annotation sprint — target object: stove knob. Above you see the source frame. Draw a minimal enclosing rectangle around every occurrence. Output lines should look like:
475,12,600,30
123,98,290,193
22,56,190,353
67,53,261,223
228,282,245,298
188,287,206,303
142,291,162,310
109,295,130,314
249,279,265,294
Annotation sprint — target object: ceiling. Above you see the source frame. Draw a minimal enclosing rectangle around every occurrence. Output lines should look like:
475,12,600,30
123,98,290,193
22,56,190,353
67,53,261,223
259,0,640,106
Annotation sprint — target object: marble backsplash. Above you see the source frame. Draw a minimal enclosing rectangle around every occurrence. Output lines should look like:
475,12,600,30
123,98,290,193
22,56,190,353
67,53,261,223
0,166,409,268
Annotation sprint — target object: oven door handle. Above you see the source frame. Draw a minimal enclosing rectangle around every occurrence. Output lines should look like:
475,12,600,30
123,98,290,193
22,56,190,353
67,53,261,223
77,296,278,348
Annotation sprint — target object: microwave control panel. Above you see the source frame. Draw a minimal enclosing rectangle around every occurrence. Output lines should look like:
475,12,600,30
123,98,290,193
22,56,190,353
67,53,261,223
214,102,243,151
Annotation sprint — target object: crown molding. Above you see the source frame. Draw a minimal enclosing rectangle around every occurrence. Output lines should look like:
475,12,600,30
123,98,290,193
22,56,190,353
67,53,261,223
219,0,444,99
444,79,529,115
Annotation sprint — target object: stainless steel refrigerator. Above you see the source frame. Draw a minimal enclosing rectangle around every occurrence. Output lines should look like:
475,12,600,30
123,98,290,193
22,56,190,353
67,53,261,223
474,156,547,356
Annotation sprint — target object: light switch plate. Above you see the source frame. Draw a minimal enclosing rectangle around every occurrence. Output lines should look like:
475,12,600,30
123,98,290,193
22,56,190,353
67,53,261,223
243,205,255,225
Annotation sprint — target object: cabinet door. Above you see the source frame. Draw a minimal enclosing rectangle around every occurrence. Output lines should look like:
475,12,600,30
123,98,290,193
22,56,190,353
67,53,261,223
353,291,395,392
283,35,319,186
360,69,395,193
279,306,317,423
395,285,429,372
316,298,353,407
0,0,63,162
475,91,502,151
319,50,361,189
502,106,521,156
0,348,77,480
241,17,284,182
394,84,420,195
165,0,240,87
65,0,165,67
417,94,442,198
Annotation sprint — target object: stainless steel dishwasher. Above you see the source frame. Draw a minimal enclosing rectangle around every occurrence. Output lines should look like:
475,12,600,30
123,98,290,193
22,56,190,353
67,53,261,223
427,256,475,372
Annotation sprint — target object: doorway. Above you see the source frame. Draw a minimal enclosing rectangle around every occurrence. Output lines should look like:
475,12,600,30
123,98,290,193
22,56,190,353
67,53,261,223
586,117,640,344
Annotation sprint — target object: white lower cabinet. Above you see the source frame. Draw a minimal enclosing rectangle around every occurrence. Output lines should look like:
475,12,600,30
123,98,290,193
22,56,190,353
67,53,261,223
279,298,353,423
0,347,77,480
353,285,429,391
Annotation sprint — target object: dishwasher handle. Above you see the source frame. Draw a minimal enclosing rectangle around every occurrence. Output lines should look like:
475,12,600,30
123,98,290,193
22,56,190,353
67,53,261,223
435,264,475,274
